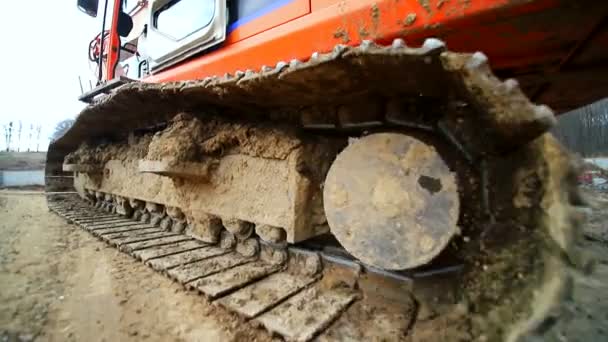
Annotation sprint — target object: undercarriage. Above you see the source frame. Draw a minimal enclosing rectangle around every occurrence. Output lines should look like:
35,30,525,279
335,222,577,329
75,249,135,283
46,40,582,341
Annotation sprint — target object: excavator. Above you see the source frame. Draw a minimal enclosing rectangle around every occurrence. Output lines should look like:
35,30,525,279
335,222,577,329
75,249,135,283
46,0,608,340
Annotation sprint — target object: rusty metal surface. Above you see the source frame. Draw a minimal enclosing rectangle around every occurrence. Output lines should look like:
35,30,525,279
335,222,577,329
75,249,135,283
88,223,153,233
94,225,157,236
75,216,126,223
217,272,317,318
191,261,280,298
79,218,132,226
165,253,254,283
146,246,229,271
100,228,163,242
108,231,177,245
119,235,192,252
324,133,459,270
86,220,146,229
132,240,207,261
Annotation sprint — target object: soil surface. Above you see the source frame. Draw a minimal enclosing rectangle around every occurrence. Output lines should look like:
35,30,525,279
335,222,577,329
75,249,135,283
0,191,274,342
0,189,607,341
558,188,608,341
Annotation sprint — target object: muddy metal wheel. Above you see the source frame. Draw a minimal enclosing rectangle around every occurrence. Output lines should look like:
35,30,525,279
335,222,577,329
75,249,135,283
324,133,460,270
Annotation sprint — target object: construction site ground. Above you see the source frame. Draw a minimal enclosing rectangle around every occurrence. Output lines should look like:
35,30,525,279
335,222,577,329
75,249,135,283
1,189,607,342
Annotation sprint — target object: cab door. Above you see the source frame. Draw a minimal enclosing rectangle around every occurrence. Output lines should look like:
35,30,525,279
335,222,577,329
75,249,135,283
143,0,227,72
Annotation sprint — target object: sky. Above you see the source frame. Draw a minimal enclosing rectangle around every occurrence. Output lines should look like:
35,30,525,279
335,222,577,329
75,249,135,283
0,1,99,151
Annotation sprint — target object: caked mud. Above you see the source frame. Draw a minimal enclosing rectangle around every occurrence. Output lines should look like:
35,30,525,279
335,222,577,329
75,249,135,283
47,40,583,341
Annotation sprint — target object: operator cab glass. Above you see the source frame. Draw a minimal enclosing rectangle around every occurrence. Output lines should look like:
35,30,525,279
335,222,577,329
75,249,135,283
78,0,99,17
144,0,227,72
154,0,216,41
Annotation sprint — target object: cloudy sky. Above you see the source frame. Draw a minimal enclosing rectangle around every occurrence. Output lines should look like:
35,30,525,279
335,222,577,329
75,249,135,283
0,1,99,151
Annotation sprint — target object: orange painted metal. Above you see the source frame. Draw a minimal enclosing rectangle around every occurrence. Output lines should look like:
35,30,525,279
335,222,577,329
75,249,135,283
106,0,123,80
147,0,605,89
226,0,310,44
311,0,342,12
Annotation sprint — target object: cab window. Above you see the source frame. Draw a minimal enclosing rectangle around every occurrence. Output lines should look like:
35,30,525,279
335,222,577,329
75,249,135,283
153,0,216,40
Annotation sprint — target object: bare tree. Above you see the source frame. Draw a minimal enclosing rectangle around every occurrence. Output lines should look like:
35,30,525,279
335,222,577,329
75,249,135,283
17,121,22,152
2,123,9,151
3,122,13,151
51,119,74,142
36,125,42,152
27,124,33,152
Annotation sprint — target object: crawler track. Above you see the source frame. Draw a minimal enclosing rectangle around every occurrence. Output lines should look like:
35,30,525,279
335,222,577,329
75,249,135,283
47,39,583,341
49,193,466,341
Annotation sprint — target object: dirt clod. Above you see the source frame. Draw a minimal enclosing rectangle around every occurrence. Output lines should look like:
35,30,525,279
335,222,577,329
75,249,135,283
146,113,301,163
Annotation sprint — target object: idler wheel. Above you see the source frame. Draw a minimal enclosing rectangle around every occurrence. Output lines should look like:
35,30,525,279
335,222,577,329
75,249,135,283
323,133,460,270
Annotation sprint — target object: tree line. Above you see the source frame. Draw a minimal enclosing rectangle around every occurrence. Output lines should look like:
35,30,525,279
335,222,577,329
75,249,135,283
2,119,74,152
552,98,608,158
2,121,43,152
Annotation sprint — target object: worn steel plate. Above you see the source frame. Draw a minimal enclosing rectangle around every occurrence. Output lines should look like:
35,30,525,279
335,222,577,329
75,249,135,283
191,261,280,299
74,217,122,225
256,286,357,342
165,253,253,283
217,272,317,318
120,235,191,252
101,228,162,241
132,240,208,261
82,220,134,230
323,133,460,270
106,231,174,245
76,216,124,223
85,220,143,229
66,213,111,220
94,224,157,236
89,223,153,233
146,246,229,271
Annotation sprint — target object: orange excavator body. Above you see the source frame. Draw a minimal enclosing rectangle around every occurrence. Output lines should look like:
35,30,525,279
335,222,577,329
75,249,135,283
102,0,608,112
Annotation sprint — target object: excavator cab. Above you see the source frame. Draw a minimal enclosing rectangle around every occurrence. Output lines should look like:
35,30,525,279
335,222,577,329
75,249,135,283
77,0,227,102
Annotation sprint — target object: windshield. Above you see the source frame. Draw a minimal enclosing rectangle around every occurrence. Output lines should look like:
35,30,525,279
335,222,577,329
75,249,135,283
153,0,215,41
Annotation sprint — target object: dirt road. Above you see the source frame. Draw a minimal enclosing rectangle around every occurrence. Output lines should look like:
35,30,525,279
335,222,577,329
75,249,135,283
0,191,273,341
1,190,608,341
